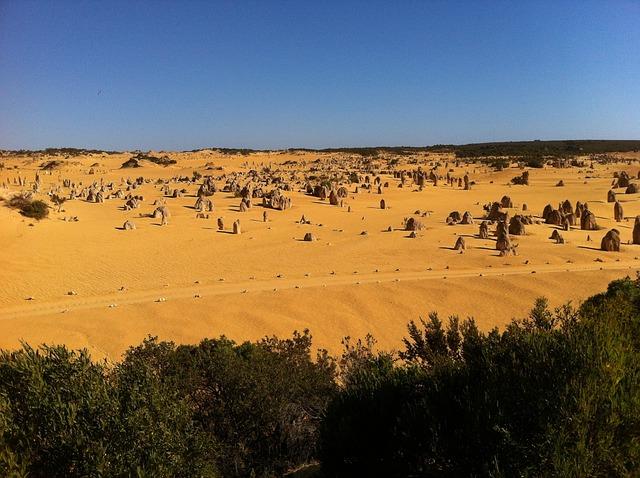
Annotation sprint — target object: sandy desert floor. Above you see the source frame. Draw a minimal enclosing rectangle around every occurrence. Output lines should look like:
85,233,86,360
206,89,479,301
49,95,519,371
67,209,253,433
1,149,639,361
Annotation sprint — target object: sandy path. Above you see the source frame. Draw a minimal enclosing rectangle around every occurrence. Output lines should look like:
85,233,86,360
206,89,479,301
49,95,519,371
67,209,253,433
2,260,636,320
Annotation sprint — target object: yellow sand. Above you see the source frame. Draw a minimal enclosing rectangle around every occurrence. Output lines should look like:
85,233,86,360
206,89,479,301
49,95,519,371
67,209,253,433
1,150,638,361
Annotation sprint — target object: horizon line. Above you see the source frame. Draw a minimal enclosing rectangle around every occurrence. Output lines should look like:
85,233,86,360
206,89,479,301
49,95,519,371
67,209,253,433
2,138,640,154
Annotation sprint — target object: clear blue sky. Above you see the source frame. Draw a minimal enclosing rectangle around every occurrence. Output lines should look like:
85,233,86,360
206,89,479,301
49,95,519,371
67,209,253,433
1,0,639,150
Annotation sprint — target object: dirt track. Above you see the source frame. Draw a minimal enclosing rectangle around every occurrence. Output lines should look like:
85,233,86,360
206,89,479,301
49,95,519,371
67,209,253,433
2,261,637,320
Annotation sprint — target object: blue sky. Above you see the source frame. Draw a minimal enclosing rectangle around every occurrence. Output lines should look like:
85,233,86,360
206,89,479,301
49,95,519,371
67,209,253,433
1,0,639,150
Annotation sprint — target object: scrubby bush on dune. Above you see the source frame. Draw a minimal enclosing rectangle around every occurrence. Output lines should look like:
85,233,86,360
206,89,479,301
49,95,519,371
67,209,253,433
1,279,639,477
120,157,140,168
39,160,66,170
131,152,177,166
491,158,510,170
522,154,546,168
6,194,49,220
7,193,32,210
19,200,49,219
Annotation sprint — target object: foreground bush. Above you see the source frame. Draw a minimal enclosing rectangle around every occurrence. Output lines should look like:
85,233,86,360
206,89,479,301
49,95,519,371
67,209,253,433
0,332,335,477
120,332,337,477
0,279,639,476
320,281,640,477
0,345,213,477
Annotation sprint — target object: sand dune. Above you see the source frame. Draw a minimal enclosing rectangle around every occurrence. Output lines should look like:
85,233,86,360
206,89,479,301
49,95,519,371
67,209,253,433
1,150,639,360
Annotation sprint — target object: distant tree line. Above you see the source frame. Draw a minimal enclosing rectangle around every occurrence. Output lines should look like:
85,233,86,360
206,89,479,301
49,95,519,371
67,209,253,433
2,148,121,157
4,140,639,161
291,140,640,159
182,148,263,155
452,139,640,159
1,278,640,476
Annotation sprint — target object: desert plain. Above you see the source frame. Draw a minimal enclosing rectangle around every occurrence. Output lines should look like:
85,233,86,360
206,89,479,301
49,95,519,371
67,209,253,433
1,149,639,361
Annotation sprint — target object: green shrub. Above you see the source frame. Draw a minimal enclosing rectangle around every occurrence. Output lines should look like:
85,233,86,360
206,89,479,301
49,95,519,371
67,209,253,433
7,195,31,210
132,152,177,166
523,155,546,168
320,281,640,477
0,345,116,476
7,196,49,220
120,331,337,478
20,200,49,219
0,344,217,477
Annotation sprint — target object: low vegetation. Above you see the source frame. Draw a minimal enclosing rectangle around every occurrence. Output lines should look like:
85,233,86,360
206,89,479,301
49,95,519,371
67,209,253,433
6,194,49,220
4,140,639,162
452,139,640,159
39,160,67,170
1,277,639,476
131,152,177,166
2,148,120,157
120,157,141,168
